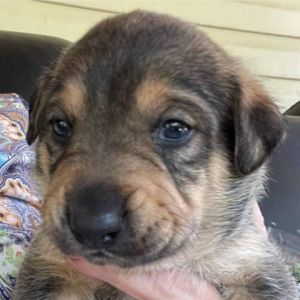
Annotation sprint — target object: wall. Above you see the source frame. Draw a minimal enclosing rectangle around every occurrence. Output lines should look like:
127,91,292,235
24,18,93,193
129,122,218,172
1,0,300,111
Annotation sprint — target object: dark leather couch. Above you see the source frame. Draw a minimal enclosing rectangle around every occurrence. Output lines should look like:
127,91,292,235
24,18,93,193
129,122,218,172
0,31,70,102
0,31,299,247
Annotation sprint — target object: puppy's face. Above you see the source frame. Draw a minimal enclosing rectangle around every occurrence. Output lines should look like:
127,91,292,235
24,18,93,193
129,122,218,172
28,11,284,267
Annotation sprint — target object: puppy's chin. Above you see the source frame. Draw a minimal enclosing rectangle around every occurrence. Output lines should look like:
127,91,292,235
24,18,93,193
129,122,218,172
86,238,189,268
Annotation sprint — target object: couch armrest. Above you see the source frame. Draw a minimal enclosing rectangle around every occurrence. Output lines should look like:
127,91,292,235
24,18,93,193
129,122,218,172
284,102,300,117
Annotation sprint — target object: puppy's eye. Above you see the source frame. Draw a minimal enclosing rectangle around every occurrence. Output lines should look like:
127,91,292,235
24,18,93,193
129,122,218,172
158,120,192,143
52,120,71,138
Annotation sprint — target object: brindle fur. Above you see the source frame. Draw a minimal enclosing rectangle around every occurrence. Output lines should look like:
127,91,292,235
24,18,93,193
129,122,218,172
15,10,297,300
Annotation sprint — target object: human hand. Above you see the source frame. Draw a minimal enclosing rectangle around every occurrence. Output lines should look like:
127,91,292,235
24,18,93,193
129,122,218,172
254,201,267,235
68,259,221,300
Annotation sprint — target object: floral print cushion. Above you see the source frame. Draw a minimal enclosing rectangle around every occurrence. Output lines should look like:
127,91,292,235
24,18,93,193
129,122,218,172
0,94,41,300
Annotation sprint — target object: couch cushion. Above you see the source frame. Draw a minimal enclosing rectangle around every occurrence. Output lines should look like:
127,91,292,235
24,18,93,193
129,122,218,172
0,31,70,103
261,116,300,250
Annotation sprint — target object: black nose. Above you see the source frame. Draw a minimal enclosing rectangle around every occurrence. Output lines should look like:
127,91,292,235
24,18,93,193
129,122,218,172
67,184,125,249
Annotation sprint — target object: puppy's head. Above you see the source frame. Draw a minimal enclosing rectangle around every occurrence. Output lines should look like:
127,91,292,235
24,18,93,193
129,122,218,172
28,11,284,267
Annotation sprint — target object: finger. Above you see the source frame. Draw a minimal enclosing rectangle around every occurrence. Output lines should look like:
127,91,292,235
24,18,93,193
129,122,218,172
254,202,267,235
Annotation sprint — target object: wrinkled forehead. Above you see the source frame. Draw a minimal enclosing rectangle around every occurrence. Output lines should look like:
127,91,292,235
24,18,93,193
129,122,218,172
54,76,214,127
51,15,233,120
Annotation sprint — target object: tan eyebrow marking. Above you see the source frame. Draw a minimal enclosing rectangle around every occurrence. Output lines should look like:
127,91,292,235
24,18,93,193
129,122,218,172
60,79,86,119
135,79,169,115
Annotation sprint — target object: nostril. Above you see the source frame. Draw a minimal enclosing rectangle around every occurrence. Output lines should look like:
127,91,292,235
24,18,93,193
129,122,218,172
101,231,120,245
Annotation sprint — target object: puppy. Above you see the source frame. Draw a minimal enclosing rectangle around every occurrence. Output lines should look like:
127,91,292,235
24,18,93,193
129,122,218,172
15,10,298,299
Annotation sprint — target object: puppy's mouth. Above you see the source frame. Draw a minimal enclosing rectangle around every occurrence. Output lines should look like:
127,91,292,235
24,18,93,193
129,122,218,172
51,215,193,267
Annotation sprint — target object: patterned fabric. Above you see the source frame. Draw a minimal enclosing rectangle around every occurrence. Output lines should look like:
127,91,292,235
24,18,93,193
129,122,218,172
0,94,41,300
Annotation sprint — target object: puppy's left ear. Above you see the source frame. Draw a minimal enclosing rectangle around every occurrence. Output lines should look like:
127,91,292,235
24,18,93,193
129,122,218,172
233,73,285,175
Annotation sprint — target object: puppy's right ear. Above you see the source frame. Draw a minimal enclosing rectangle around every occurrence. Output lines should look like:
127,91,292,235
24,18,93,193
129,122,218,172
27,69,55,145
232,71,285,175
